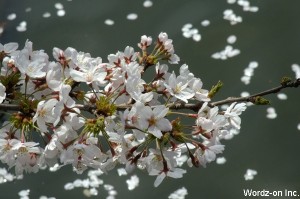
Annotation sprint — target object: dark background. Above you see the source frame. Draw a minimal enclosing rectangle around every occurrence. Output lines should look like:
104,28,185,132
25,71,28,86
0,0,300,198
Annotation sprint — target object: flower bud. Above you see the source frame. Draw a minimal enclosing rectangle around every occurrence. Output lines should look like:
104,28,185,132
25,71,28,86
208,81,223,98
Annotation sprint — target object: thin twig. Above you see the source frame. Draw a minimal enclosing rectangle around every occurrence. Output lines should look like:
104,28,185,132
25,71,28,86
0,104,21,111
210,78,300,107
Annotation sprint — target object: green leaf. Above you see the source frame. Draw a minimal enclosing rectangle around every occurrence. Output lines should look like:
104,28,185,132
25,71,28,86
280,76,292,86
208,80,223,99
252,96,270,105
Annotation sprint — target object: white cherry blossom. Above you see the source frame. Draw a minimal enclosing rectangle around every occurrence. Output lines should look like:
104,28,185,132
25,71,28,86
138,35,152,50
139,105,172,138
150,167,186,187
12,141,43,175
16,57,46,78
33,99,58,132
0,139,20,167
60,138,104,174
224,102,247,129
70,57,107,85
190,78,210,102
0,33,263,187
165,71,194,103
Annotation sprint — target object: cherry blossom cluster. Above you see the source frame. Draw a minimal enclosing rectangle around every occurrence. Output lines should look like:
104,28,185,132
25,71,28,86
0,33,246,187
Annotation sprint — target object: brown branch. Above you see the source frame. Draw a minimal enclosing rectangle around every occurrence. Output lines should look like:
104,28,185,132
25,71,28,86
76,102,203,112
0,79,299,113
210,78,300,107
0,103,22,111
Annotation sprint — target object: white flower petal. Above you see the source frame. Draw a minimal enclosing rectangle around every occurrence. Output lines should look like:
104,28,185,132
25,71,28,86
156,118,172,132
4,42,18,53
0,83,6,103
154,172,166,187
148,126,163,138
153,105,168,118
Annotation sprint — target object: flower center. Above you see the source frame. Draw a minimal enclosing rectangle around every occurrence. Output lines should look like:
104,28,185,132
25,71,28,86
148,116,157,126
85,72,93,83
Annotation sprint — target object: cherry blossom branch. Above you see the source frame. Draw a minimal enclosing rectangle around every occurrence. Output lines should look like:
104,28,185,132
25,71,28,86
0,33,299,187
210,78,300,107
0,103,21,111
0,102,202,113
1,78,299,113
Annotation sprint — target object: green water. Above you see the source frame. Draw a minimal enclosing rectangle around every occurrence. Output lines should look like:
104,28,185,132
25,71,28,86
0,0,300,198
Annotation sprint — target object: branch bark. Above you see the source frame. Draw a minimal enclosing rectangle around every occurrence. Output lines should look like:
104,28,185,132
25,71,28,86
0,78,299,113
210,78,300,107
